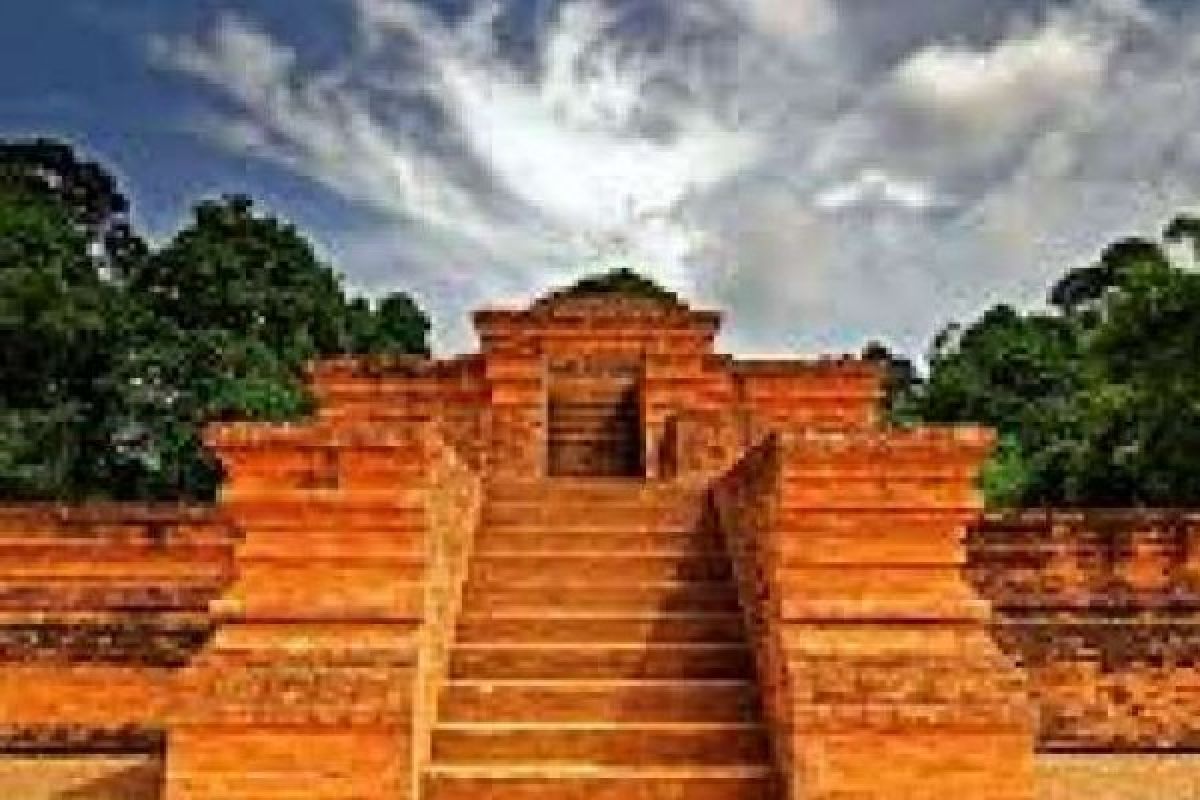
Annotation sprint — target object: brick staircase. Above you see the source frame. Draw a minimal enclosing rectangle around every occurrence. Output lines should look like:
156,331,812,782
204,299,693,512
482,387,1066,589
424,480,781,800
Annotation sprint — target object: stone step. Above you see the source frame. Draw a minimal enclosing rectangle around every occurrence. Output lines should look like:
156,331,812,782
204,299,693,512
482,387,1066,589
548,404,640,417
548,385,639,399
431,722,769,765
473,530,723,553
545,439,637,456
547,444,639,462
439,680,761,723
469,555,732,584
463,582,741,613
547,407,638,420
478,521,713,538
548,455,642,479
546,423,640,438
548,383,639,396
449,643,754,680
456,612,745,643
547,404,638,416
485,481,701,504
423,765,780,800
484,505,705,528
548,395,638,405
549,419,643,431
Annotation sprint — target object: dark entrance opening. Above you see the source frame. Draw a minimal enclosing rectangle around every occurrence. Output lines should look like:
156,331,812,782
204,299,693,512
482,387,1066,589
547,357,643,477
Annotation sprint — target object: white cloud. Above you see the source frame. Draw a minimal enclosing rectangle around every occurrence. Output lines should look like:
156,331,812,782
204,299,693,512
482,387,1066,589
152,12,487,236
737,0,837,44
155,13,296,105
814,168,942,213
425,2,758,240
154,0,1200,358
893,24,1109,132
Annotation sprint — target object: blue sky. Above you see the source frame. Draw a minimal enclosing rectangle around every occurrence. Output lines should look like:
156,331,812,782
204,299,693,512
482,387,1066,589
0,1,368,236
3,0,1200,355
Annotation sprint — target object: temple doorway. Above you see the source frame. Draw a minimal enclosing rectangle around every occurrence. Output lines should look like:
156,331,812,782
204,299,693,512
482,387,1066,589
546,356,644,477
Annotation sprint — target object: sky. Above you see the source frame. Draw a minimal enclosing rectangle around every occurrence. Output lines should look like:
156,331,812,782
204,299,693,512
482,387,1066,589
3,0,1200,356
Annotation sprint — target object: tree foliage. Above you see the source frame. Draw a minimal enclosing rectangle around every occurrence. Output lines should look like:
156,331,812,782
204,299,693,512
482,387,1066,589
560,267,679,305
860,341,920,424
0,140,430,501
908,224,1200,507
0,138,145,268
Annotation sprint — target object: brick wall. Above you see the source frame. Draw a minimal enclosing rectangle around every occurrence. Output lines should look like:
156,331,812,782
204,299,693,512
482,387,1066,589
970,511,1200,752
0,507,235,748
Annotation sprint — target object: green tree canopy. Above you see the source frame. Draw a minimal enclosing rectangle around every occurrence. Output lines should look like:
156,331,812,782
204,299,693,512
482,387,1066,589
0,140,431,502
0,138,145,268
344,292,431,358
558,267,679,305
860,341,919,424
908,221,1200,507
130,195,352,364
0,182,131,498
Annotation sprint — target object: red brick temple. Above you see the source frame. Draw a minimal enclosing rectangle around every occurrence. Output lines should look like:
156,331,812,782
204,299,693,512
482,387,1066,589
1,286,1198,799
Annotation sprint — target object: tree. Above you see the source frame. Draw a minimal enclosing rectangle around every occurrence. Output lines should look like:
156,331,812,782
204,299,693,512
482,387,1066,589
0,181,128,499
0,138,145,270
372,292,432,356
861,341,919,424
107,194,432,499
912,305,1085,505
1071,236,1200,505
1048,238,1169,319
558,267,680,305
344,292,431,357
130,195,352,366
0,141,432,502
912,226,1200,507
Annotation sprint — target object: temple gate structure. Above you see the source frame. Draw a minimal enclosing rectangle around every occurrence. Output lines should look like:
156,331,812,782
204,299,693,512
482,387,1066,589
0,285,1198,799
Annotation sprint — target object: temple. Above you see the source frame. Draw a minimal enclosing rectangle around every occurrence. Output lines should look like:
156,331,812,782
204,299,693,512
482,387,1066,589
1,286,1198,799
